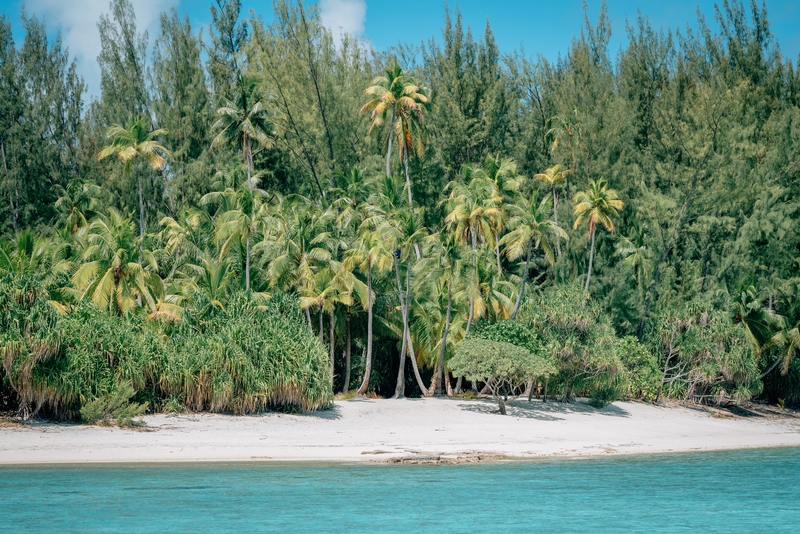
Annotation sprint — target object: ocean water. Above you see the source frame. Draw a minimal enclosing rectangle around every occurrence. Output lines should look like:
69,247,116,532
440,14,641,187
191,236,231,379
2,448,800,533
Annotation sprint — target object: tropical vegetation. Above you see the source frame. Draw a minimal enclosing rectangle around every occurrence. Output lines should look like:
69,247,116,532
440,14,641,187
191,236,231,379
1,0,799,420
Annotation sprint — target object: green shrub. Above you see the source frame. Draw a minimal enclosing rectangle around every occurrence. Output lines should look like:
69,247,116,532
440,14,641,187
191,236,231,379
0,277,332,420
617,336,661,400
80,381,148,426
518,284,624,405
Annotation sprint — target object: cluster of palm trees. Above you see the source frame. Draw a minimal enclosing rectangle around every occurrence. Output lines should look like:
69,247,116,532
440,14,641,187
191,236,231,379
1,62,632,398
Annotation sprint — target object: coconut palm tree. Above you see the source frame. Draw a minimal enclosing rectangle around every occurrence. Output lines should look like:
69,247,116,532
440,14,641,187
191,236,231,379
417,231,466,394
53,179,103,234
201,178,270,292
501,193,567,318
345,219,393,395
71,208,163,314
263,197,336,305
386,207,429,397
360,61,430,206
476,154,522,274
534,164,572,256
98,116,170,260
573,179,624,292
444,166,502,334
211,75,277,191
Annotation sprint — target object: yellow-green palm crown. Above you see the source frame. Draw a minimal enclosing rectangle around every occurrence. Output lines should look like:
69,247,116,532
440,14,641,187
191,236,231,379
534,164,572,188
98,116,170,173
573,178,625,234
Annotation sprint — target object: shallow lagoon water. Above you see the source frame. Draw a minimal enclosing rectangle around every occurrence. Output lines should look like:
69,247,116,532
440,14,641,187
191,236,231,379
3,447,800,532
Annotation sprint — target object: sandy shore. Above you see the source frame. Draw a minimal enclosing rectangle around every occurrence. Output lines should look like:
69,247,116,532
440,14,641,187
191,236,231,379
2,397,800,465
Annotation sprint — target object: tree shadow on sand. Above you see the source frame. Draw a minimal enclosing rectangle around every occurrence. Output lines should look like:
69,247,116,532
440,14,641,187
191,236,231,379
457,398,630,420
296,403,344,420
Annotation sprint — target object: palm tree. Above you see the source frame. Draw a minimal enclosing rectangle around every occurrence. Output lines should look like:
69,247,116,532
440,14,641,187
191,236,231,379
53,178,103,234
71,208,163,314
201,178,270,292
345,219,393,395
98,116,170,260
501,193,567,318
534,164,572,257
263,197,336,304
360,61,430,206
299,261,354,385
387,207,429,397
573,179,624,292
418,231,465,394
476,154,522,274
211,75,277,191
444,166,502,334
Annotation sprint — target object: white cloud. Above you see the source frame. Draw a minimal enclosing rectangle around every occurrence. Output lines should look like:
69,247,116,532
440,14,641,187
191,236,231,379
26,0,178,99
319,0,366,45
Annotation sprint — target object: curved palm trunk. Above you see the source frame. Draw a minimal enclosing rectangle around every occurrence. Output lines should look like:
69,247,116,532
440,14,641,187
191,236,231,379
435,284,453,395
342,312,351,393
585,227,596,292
385,109,396,177
329,308,335,388
357,266,373,395
394,257,428,396
511,241,532,320
553,188,561,257
393,257,407,398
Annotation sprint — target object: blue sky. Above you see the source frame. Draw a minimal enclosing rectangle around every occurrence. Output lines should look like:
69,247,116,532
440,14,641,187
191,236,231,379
2,0,799,97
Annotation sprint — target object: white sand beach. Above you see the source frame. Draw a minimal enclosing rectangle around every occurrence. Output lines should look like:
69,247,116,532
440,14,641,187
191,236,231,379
2,397,800,464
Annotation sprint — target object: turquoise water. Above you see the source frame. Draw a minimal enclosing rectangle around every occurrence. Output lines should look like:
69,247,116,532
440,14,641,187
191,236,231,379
3,448,800,532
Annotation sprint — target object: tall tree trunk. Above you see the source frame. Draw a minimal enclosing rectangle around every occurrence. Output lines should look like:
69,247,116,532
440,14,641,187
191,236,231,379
394,310,408,399
403,149,421,260
436,284,453,395
329,308,335,388
466,226,478,336
305,307,312,328
245,230,251,292
318,308,324,342
137,169,144,264
244,134,252,190
396,256,428,395
511,242,532,320
403,148,413,206
494,231,502,275
553,188,561,257
585,228,596,292
385,109,395,177
394,257,407,398
342,312,351,393
1,138,15,234
357,266,373,395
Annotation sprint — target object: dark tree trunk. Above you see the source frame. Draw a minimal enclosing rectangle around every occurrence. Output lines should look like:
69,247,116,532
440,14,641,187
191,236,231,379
436,284,453,395
329,308,335,387
342,312,352,393
357,267,373,395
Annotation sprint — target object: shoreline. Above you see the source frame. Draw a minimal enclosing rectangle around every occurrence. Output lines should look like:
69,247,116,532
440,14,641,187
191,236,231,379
2,397,800,466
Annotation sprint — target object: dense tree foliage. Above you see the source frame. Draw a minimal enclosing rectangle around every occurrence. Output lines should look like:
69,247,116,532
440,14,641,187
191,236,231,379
1,0,799,419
